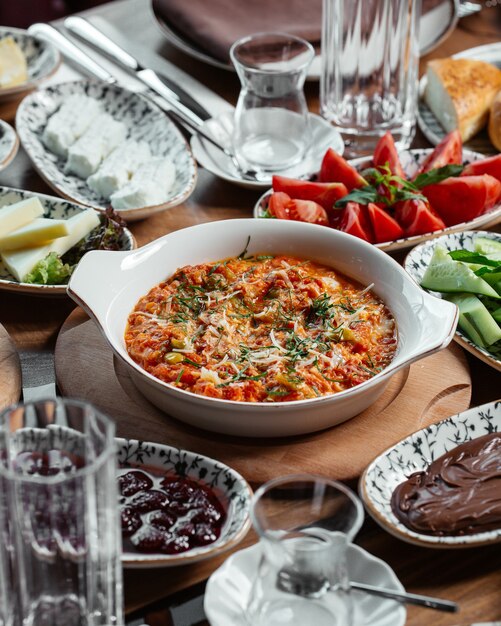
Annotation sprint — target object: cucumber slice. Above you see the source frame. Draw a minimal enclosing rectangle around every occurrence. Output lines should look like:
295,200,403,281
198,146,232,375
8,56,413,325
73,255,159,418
474,237,501,259
421,259,501,298
446,293,501,347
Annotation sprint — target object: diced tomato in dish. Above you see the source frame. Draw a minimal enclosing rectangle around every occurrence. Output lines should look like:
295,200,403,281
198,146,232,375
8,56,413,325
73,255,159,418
415,130,462,176
288,199,329,226
462,154,501,183
394,199,446,237
272,176,348,212
421,174,501,226
319,148,367,190
373,132,406,178
366,203,404,243
268,192,291,219
338,202,374,242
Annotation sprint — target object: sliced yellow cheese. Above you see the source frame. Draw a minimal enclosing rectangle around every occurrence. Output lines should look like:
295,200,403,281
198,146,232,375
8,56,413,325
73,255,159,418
1,209,100,282
0,36,28,88
0,218,70,251
0,197,44,237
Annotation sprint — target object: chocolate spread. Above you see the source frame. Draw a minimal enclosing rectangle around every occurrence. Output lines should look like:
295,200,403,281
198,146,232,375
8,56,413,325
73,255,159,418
391,432,501,536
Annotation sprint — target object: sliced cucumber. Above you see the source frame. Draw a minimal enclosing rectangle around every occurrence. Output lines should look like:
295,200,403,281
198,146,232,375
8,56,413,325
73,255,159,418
421,250,501,298
446,293,501,347
474,237,501,259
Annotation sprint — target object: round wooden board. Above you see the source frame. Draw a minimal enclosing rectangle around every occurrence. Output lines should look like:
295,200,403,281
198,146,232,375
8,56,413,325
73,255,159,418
0,322,21,410
56,308,472,485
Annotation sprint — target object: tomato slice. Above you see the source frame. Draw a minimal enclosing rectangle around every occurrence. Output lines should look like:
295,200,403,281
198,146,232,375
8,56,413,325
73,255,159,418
338,202,374,242
318,148,367,190
394,199,446,237
415,130,462,176
366,203,404,243
462,154,501,183
373,132,406,178
422,175,501,226
268,192,291,220
288,199,329,226
272,176,348,211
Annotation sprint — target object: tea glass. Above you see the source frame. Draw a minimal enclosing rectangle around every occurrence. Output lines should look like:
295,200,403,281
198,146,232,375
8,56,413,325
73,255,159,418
246,474,364,626
320,0,421,157
0,399,123,626
230,31,314,176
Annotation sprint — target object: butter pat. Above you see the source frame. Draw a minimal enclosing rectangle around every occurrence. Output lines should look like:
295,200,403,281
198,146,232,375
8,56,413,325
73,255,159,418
0,217,70,251
1,209,100,281
110,157,176,210
65,113,127,179
0,197,44,237
0,36,28,88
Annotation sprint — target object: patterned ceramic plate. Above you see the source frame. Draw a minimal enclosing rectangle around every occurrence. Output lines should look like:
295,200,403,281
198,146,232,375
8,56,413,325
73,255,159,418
16,80,197,221
0,26,60,101
417,42,501,154
254,148,501,252
116,438,252,568
0,186,135,296
360,400,501,548
404,230,501,371
0,120,19,171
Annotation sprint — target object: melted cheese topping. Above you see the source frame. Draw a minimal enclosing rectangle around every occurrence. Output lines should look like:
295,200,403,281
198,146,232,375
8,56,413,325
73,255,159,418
124,255,397,403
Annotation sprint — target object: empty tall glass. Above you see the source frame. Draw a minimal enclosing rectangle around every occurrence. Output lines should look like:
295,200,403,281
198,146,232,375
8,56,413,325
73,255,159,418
0,399,123,626
320,0,421,157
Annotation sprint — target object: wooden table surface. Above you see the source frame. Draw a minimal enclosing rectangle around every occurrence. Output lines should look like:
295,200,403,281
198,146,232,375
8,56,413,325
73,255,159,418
1,2,501,624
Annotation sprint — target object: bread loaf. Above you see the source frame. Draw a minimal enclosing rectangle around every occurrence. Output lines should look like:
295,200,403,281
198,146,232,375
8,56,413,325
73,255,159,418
424,58,501,142
488,89,501,152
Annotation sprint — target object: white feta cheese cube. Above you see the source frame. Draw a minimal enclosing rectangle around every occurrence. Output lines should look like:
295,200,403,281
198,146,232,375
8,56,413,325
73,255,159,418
110,157,176,210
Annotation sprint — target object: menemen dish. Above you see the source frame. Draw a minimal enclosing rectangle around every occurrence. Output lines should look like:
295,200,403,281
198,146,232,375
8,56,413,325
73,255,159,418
125,254,397,402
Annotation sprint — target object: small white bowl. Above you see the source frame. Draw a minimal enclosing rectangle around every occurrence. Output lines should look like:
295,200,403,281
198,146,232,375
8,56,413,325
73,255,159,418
67,218,458,438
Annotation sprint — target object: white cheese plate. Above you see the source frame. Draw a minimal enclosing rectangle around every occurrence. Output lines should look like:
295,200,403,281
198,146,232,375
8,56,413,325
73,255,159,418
16,80,197,221
0,120,19,172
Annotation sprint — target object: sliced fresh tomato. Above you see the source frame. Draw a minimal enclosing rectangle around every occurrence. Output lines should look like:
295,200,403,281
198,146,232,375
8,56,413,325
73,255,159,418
268,192,291,220
338,202,374,242
318,148,367,190
366,203,404,243
461,154,501,183
422,175,501,226
394,199,446,237
272,176,348,211
415,130,462,176
288,199,329,226
373,132,406,178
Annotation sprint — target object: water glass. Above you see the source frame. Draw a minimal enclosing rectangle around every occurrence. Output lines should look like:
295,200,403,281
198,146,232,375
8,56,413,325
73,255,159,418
0,399,123,626
230,32,314,175
320,0,421,157
246,474,364,626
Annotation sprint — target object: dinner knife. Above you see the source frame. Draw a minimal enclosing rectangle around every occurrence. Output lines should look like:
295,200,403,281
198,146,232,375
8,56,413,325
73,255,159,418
64,16,210,126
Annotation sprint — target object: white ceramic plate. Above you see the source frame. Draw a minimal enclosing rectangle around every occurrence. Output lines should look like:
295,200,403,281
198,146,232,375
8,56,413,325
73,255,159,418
116,437,252,568
360,400,501,548
204,542,406,626
418,42,501,153
254,148,501,252
191,112,344,189
16,80,197,221
0,120,19,171
0,186,135,296
0,26,60,101
152,0,457,80
404,229,501,371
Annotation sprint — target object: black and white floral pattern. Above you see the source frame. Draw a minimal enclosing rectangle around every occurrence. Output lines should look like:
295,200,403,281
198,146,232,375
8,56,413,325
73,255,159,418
0,186,135,295
404,230,501,371
0,120,18,171
0,27,60,100
360,400,501,547
116,437,252,567
16,80,197,220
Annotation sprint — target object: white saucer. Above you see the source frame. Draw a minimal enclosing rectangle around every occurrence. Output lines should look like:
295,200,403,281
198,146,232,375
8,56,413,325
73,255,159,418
190,112,344,190
204,542,406,626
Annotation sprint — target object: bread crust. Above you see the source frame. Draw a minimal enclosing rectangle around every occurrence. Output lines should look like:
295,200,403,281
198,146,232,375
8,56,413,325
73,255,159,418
489,89,501,152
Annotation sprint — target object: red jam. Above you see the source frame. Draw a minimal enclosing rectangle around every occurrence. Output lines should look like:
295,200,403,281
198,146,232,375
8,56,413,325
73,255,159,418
118,469,227,554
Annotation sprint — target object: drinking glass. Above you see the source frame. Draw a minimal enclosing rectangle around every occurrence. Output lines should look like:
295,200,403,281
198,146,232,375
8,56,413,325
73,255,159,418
0,399,123,626
230,32,314,175
246,474,364,626
320,0,421,157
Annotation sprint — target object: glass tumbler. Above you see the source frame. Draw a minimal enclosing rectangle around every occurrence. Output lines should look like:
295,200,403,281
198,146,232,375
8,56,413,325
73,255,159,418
0,399,123,626
246,474,364,626
320,0,421,157
230,32,314,175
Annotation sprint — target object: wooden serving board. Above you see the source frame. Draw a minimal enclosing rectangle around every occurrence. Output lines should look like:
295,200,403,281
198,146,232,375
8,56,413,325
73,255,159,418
0,322,21,410
56,308,472,484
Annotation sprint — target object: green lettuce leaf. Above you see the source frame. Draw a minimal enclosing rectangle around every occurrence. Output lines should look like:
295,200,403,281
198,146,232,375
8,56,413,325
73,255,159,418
24,252,73,285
